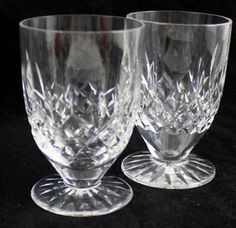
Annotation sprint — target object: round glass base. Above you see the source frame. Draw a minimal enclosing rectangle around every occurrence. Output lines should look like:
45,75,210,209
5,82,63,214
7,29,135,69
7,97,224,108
31,174,133,217
121,151,215,189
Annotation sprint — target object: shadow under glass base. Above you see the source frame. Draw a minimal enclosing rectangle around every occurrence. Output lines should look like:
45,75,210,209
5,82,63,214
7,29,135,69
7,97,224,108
31,174,133,217
121,151,215,189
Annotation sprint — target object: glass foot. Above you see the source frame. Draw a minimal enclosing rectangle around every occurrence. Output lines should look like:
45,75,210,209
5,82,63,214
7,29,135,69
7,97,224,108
31,174,133,217
121,151,215,189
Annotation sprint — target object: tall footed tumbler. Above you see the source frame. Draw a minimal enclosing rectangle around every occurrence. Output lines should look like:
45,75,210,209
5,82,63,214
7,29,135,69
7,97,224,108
20,15,143,216
122,11,232,189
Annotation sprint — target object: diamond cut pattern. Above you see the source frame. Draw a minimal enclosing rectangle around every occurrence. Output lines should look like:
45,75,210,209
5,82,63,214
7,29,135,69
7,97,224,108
22,51,136,167
137,38,229,158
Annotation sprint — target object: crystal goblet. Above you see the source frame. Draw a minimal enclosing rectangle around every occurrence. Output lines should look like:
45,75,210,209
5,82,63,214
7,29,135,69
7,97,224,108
20,15,143,216
122,11,232,189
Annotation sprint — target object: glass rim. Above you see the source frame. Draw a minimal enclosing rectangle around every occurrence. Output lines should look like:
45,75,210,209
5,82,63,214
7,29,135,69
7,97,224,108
127,10,232,27
19,14,145,34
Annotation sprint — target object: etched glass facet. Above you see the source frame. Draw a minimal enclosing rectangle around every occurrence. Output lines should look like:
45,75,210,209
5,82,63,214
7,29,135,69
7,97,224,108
122,11,232,189
20,15,143,216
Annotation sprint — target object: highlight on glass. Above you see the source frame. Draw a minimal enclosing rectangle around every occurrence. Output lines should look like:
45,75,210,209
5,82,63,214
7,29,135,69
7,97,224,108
122,11,232,189
20,14,144,216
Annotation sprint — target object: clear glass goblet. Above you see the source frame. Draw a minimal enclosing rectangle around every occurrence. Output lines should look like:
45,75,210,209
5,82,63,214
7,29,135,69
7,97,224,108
20,15,143,216
122,11,232,189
